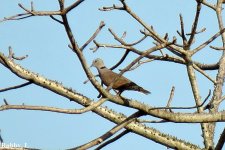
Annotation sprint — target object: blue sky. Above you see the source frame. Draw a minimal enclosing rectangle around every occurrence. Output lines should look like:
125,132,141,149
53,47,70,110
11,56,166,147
0,0,224,149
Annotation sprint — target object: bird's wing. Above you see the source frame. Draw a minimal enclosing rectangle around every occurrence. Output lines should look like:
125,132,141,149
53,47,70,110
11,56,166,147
99,68,131,89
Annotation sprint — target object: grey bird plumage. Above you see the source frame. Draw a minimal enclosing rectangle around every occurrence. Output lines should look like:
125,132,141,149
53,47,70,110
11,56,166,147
91,58,150,95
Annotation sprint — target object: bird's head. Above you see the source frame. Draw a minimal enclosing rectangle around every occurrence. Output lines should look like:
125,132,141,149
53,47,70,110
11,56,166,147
91,58,105,69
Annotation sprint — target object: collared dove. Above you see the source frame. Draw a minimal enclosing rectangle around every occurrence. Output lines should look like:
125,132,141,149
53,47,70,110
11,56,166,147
91,58,150,95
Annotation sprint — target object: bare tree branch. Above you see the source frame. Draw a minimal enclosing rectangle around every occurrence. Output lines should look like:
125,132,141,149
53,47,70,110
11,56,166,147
95,130,130,150
179,14,188,47
0,82,32,93
191,28,225,55
80,21,105,51
1,1,225,149
109,50,130,70
187,1,202,47
64,0,85,13
166,86,175,112
199,0,216,10
215,128,225,150
0,98,108,114
72,111,143,150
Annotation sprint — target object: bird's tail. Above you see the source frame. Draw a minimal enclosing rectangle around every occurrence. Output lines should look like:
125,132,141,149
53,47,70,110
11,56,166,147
122,82,151,95
138,87,151,95
129,83,151,95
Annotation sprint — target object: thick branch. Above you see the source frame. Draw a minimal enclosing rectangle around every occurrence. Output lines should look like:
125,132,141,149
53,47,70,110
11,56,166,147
1,52,225,123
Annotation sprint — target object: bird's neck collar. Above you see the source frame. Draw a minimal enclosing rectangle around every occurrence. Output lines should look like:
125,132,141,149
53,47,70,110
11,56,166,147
100,66,106,69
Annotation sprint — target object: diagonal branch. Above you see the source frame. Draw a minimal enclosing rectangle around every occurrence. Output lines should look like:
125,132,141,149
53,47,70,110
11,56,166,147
109,50,130,70
95,130,130,150
72,111,143,150
64,0,85,13
80,21,105,51
191,28,225,55
193,64,216,84
215,128,225,150
0,81,32,93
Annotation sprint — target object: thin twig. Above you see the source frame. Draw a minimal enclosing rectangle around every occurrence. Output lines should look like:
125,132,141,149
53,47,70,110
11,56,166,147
191,28,225,55
149,90,211,111
126,35,147,46
179,14,188,47
81,21,105,51
166,86,175,112
0,129,3,144
64,0,85,13
8,46,28,60
0,82,32,93
186,28,206,36
3,99,8,105
18,3,37,15
210,45,225,51
50,15,63,24
83,75,99,84
95,130,130,150
128,59,154,71
187,2,202,46
193,64,216,84
109,50,130,70
0,98,108,114
99,4,124,11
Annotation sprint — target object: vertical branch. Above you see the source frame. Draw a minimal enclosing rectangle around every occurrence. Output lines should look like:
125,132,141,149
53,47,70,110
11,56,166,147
186,58,212,149
186,63,202,106
188,2,202,46
210,0,225,110
179,14,188,47
166,86,175,112
204,1,225,149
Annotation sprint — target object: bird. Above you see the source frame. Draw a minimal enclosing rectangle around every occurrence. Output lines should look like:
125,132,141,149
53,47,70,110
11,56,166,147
91,58,150,95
